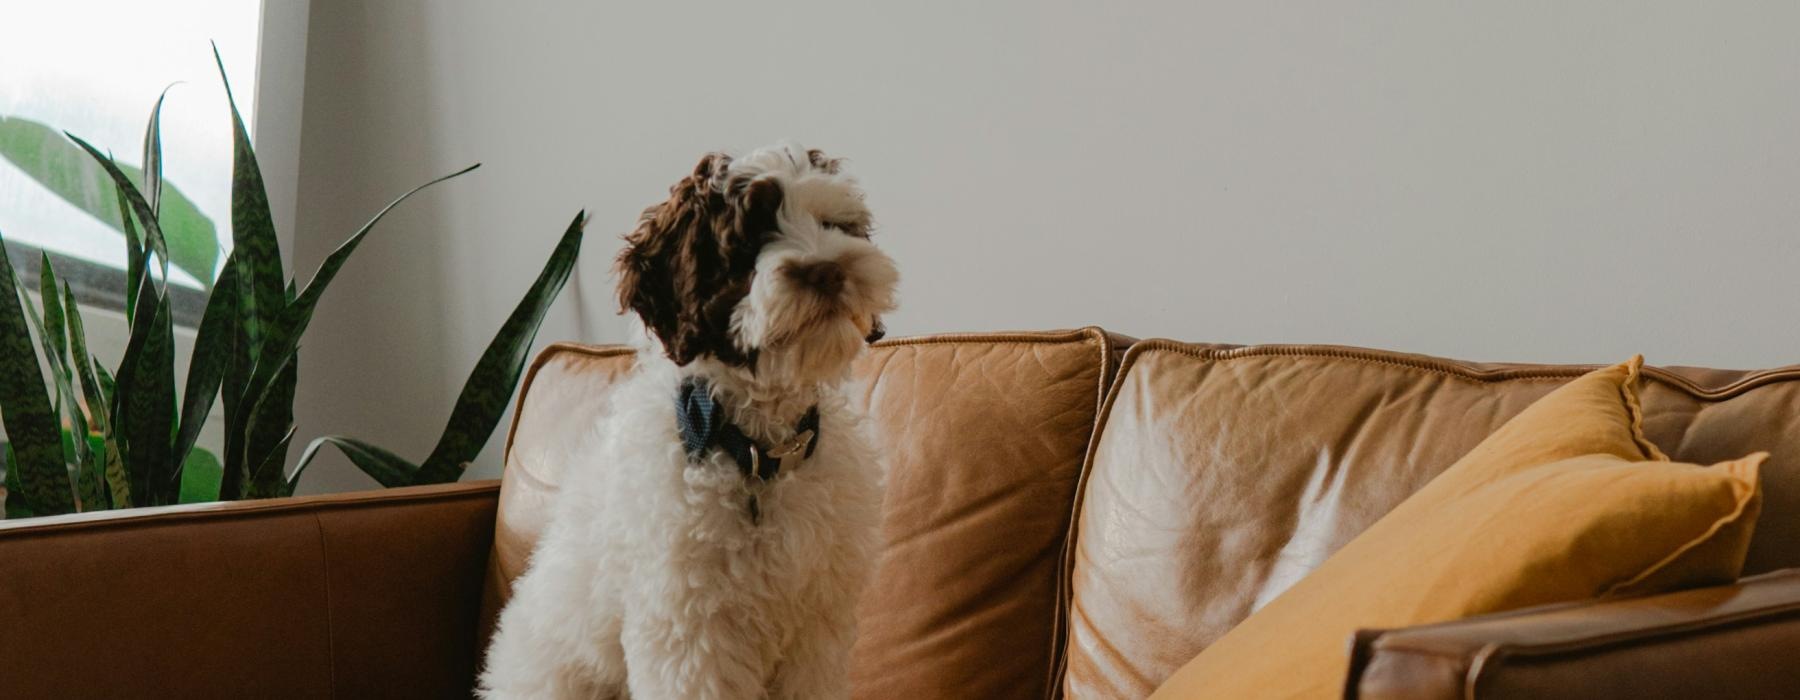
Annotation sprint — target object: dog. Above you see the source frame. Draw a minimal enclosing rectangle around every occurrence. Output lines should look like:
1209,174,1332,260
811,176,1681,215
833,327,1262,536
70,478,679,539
480,143,898,699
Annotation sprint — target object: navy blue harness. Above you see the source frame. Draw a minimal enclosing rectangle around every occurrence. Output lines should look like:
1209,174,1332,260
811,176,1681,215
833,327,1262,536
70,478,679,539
676,378,821,521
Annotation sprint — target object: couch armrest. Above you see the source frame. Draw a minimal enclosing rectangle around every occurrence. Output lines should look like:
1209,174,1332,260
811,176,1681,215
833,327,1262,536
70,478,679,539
1347,569,1800,699
0,481,498,699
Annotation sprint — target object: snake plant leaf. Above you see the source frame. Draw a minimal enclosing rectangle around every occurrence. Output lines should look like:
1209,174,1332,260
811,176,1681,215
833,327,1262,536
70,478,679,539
64,283,117,510
36,255,70,375
236,163,480,440
111,253,160,437
65,134,169,285
31,260,100,510
96,364,116,415
142,85,172,218
116,183,144,319
174,252,238,471
61,281,107,432
120,291,176,507
292,436,419,493
414,211,586,484
247,426,296,499
242,350,297,499
213,43,282,359
178,446,222,504
0,232,73,515
219,425,244,501
4,443,34,519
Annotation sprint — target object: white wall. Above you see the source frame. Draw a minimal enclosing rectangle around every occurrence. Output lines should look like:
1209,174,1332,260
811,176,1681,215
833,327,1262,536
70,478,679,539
290,1,1800,490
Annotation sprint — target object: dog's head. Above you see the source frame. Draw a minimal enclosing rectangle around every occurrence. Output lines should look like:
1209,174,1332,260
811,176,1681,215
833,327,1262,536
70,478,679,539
616,143,898,386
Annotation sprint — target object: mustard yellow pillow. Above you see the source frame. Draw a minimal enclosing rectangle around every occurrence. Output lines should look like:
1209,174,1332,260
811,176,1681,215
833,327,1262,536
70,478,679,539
1151,357,1763,699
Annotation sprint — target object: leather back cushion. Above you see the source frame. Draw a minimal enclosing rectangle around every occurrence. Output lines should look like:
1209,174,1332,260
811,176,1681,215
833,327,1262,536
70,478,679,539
488,329,1119,699
1062,341,1800,698
0,483,498,699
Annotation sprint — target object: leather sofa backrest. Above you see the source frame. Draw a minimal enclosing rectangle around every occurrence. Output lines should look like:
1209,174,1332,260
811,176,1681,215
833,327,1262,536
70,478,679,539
489,329,1121,699
1061,340,1800,698
0,483,499,699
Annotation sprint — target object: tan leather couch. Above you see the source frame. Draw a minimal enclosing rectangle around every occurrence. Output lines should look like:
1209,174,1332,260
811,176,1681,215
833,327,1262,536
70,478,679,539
5,329,1798,698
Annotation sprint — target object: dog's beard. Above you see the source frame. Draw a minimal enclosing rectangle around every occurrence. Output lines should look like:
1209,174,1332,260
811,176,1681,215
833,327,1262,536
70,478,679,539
731,244,897,389
755,316,869,389
736,284,877,389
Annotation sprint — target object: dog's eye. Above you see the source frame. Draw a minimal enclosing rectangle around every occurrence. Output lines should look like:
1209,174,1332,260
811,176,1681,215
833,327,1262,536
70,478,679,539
822,221,870,239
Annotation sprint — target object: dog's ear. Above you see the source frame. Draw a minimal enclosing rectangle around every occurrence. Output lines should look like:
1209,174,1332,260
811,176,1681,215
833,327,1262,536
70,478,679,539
615,153,774,367
731,176,784,248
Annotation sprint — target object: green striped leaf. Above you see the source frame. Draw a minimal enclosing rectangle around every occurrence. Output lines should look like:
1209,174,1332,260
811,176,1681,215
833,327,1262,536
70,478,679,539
416,211,586,484
117,182,144,319
292,436,419,493
64,134,169,285
36,255,70,375
243,350,297,499
213,43,282,360
174,252,237,472
0,232,73,515
60,282,102,422
96,364,116,420
142,85,171,218
236,163,480,448
33,260,100,510
63,282,120,509
4,443,33,518
247,425,296,499
120,292,175,507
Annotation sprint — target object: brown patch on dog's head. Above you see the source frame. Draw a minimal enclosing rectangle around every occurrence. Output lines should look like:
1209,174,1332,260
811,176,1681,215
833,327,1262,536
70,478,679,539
806,148,842,174
615,153,785,366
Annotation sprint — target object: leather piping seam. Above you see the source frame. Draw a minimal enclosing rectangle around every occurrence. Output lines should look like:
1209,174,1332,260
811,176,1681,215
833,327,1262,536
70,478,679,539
1128,339,1800,400
1458,601,1800,695
503,331,1105,466
503,343,635,461
1378,597,1800,660
1040,327,1115,699
1049,328,1134,699
0,482,500,538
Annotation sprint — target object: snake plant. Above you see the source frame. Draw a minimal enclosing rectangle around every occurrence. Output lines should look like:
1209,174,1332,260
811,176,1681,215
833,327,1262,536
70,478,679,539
0,47,584,518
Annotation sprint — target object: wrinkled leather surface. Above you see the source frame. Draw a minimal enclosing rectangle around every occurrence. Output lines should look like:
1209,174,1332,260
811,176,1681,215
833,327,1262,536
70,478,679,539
1064,341,1800,698
1352,568,1800,699
0,482,498,699
848,330,1117,699
488,330,1118,699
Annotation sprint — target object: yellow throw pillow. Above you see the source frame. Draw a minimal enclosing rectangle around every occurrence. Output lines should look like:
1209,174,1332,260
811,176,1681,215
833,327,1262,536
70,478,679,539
1151,357,1764,699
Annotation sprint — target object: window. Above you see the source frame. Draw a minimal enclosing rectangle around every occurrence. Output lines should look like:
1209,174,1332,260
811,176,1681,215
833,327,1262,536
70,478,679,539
0,0,264,323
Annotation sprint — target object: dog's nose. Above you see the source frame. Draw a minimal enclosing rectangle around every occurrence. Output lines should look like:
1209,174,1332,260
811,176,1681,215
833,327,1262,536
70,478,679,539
786,260,846,297
865,317,886,343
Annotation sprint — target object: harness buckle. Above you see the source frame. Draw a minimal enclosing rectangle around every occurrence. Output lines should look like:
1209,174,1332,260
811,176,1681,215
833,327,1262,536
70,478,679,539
766,429,815,460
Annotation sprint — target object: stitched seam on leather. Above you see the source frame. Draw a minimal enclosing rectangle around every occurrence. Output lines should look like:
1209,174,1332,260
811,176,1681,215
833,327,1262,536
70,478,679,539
315,511,339,697
1378,596,1800,658
0,483,499,538
1051,330,1141,699
1504,602,1800,656
504,332,1099,470
504,344,635,460
1045,327,1113,700
1127,339,1800,399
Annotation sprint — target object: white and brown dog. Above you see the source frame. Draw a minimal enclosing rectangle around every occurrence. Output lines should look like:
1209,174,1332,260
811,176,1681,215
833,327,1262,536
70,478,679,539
480,143,897,699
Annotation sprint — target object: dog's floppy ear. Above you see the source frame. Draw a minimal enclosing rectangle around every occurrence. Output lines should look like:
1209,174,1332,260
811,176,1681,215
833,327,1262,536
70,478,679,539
615,153,780,367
